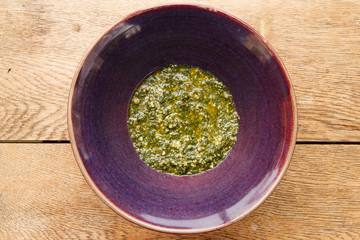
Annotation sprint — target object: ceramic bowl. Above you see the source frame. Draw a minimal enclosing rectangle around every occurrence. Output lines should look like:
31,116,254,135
68,4,297,233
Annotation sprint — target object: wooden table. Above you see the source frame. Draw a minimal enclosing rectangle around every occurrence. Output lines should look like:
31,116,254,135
1,0,359,239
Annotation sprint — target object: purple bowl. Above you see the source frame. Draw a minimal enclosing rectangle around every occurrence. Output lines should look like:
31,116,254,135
68,4,297,233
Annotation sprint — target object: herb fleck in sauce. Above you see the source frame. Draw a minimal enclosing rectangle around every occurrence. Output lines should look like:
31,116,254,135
128,64,239,175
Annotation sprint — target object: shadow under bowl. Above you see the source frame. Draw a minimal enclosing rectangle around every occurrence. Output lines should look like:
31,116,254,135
68,4,297,233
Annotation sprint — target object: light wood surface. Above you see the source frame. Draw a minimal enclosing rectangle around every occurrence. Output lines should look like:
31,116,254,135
1,0,360,239
1,0,360,141
0,144,359,239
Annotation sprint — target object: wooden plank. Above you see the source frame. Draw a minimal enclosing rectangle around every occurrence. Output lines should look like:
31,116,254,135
0,143,359,239
1,0,360,141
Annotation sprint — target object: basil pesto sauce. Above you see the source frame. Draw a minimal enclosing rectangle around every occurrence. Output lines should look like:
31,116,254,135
127,64,239,175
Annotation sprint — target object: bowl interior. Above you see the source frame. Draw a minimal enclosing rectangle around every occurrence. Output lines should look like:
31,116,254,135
69,5,296,233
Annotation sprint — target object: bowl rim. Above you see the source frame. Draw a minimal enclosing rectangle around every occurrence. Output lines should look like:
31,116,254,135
67,3,298,234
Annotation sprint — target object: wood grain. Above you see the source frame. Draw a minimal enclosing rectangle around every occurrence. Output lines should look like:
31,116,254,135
0,0,360,141
0,144,359,239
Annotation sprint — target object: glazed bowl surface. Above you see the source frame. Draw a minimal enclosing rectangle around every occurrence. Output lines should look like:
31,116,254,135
68,4,297,233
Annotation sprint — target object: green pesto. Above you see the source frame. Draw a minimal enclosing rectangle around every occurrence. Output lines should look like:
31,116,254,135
127,64,239,175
